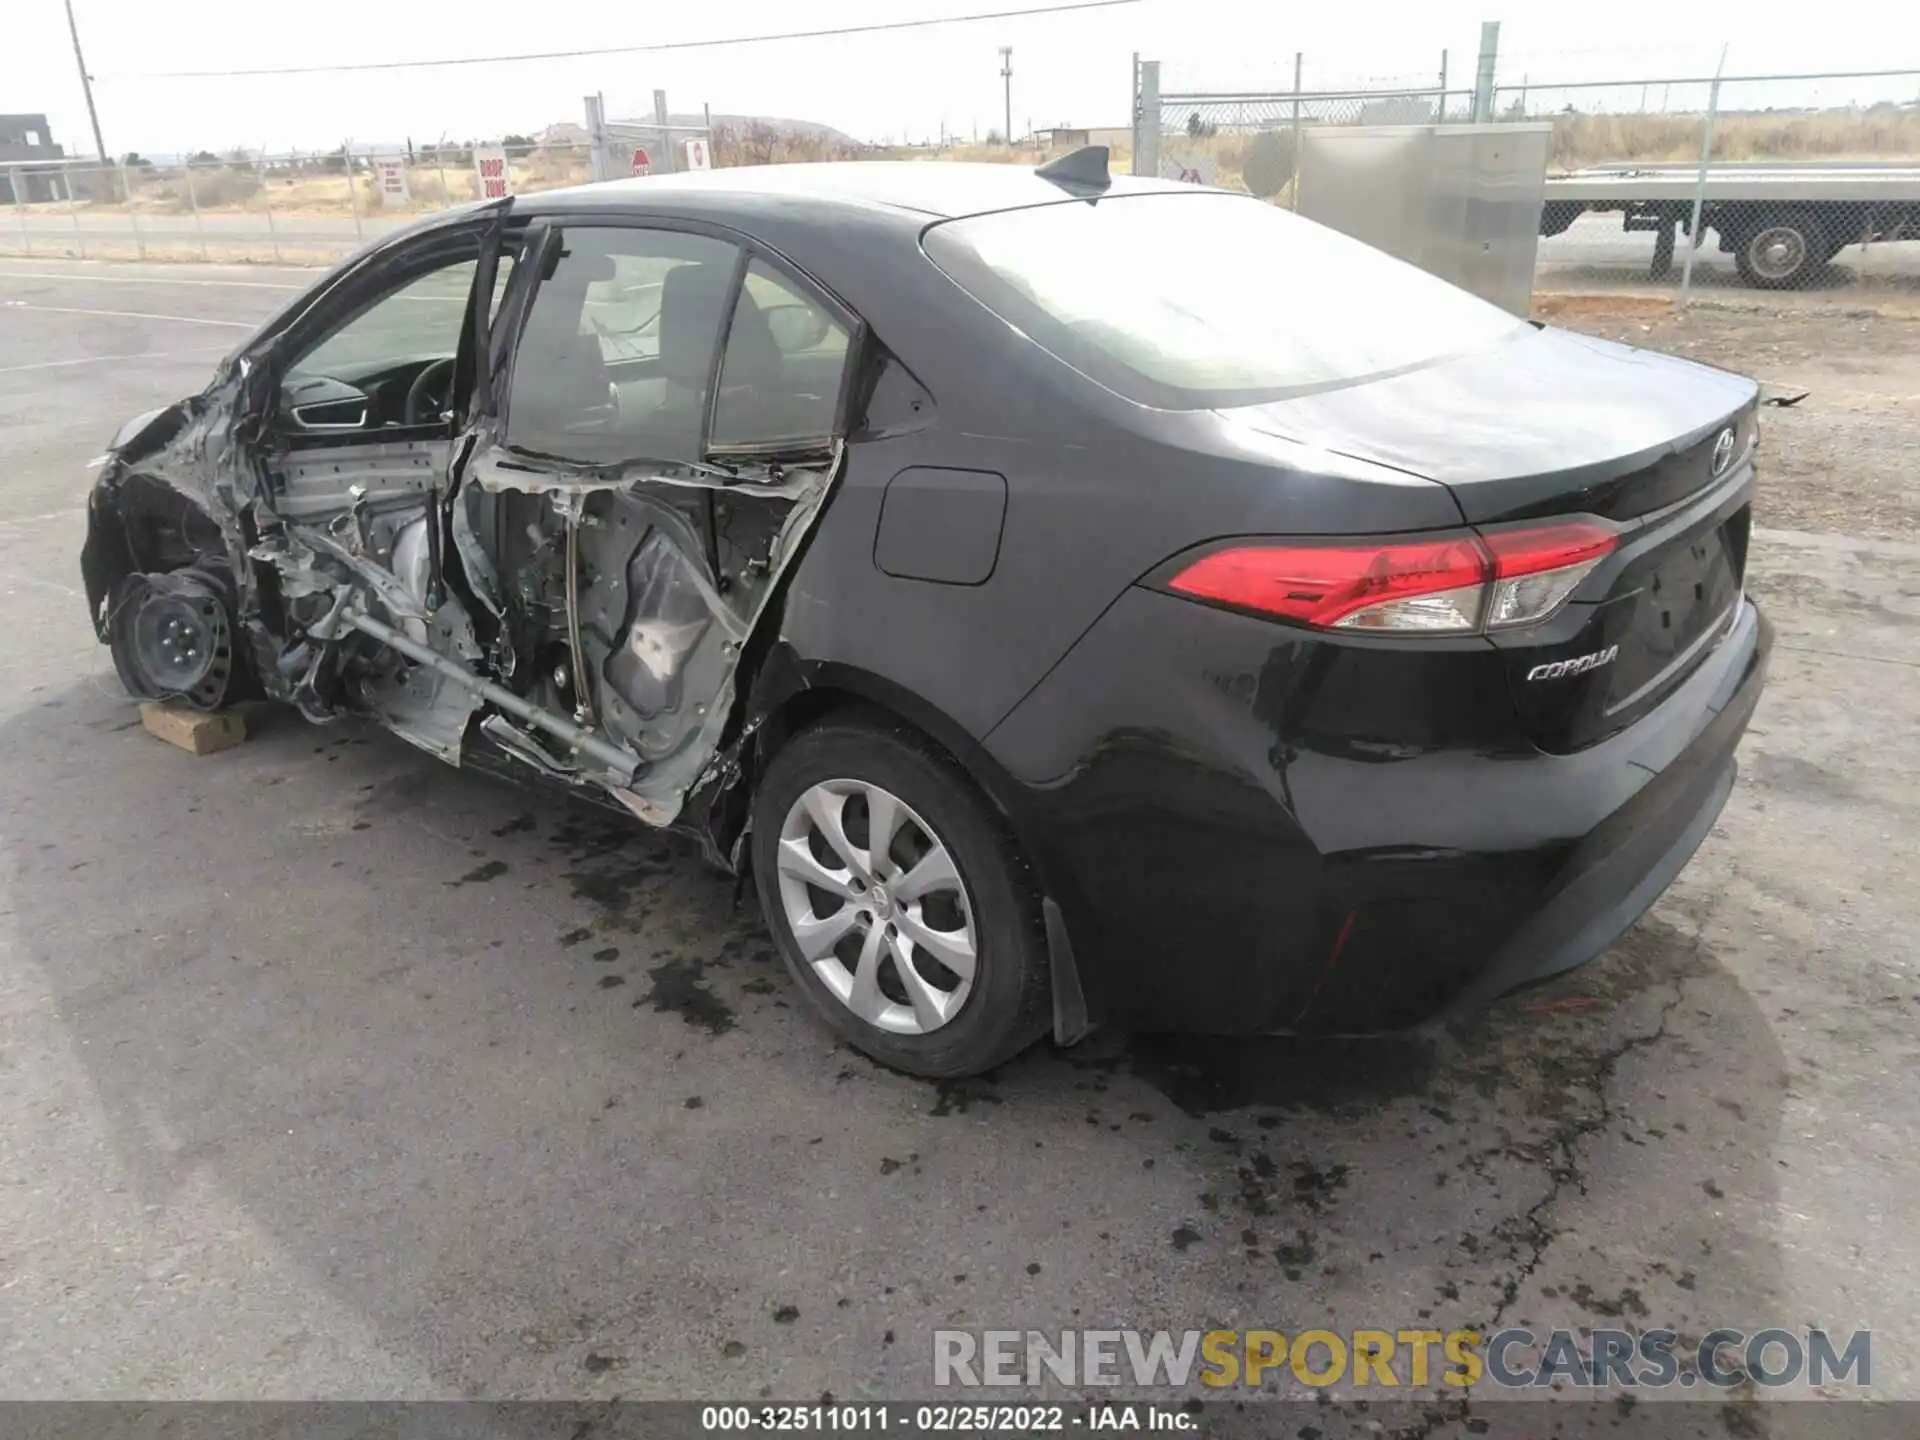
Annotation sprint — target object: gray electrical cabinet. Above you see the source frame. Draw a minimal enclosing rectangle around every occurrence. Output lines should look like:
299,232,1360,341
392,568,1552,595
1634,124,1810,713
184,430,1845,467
1295,123,1552,315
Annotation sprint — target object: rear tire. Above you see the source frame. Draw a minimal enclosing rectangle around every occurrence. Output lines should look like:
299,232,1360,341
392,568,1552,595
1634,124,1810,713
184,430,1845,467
750,716,1050,1079
1733,211,1832,289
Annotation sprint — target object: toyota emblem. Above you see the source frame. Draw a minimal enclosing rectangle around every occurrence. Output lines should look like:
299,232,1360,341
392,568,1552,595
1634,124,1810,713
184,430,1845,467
1710,426,1736,477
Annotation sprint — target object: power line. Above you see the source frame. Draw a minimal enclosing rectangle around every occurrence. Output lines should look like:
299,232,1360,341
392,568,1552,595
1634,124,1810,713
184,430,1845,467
117,0,1144,80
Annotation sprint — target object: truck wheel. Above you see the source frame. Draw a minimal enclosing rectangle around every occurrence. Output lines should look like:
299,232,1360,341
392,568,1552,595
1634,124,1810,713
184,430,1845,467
1734,212,1829,288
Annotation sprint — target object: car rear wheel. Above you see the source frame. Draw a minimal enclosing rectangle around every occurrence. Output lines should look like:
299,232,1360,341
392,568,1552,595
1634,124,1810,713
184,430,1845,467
750,716,1050,1078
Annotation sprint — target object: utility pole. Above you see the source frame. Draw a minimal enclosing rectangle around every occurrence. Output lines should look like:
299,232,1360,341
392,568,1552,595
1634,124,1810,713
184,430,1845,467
65,0,109,162
999,47,1013,145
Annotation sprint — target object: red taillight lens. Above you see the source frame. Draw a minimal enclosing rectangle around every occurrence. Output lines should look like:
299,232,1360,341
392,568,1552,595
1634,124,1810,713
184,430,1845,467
1167,536,1490,633
1480,520,1617,578
1165,520,1617,635
1480,520,1617,631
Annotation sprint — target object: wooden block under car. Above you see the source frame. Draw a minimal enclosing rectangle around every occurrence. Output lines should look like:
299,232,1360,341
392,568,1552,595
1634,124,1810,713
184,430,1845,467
138,702,248,756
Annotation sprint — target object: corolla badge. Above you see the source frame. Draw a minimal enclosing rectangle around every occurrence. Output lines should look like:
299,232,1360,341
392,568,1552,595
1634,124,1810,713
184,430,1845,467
1527,645,1619,681
1710,426,1737,477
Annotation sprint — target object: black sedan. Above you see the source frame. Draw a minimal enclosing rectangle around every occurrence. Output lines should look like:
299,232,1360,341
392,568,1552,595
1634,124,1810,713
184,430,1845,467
81,152,1769,1079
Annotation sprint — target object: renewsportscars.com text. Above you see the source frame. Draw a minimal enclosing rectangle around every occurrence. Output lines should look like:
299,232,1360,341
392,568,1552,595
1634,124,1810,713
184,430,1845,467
933,1327,1871,1390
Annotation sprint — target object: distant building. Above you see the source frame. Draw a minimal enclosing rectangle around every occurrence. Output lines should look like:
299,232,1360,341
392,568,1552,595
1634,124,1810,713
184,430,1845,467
1,113,69,202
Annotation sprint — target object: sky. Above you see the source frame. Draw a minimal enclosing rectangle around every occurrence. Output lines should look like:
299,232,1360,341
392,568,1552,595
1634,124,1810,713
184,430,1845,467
6,0,1920,159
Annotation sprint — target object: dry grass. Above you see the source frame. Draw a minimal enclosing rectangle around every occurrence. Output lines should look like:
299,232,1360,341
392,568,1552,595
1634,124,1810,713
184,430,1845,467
96,155,589,218
1531,292,1676,322
1551,107,1920,169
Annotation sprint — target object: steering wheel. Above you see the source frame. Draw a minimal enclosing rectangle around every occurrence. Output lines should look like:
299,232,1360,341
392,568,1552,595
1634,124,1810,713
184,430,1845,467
404,356,459,427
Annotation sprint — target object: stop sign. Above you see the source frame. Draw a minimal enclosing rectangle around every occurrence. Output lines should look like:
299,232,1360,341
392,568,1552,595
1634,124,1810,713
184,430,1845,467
630,147,651,177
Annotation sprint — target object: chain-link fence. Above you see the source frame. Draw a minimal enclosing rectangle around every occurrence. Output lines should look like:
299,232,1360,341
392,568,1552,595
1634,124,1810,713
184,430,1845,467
1145,85,1477,203
0,96,717,266
1135,55,1920,304
0,140,601,264
1136,54,1476,201
12,59,1917,297
1514,69,1920,297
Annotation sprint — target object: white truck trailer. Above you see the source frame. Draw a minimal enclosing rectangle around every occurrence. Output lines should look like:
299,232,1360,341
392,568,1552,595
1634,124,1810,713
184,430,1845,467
1540,162,1920,287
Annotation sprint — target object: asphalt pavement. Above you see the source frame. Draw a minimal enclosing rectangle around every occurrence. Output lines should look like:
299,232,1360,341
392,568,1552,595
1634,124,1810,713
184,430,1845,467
1,258,1916,1420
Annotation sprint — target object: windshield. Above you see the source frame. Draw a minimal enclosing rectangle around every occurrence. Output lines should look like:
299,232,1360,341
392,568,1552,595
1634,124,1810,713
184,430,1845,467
923,191,1525,409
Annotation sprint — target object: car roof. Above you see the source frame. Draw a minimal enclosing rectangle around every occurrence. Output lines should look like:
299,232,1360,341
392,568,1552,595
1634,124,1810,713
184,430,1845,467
522,160,1194,221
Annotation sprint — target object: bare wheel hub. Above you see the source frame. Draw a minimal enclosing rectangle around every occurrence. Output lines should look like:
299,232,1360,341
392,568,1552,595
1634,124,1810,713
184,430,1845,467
109,568,239,711
1749,225,1808,282
775,778,977,1036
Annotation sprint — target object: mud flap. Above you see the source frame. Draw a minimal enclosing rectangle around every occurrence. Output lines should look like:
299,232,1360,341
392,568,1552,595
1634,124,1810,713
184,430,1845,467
1044,897,1095,1046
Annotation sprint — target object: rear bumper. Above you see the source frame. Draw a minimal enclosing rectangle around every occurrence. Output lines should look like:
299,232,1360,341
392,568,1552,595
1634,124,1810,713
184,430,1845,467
984,587,1770,1036
1431,745,1735,1025
1440,596,1765,1021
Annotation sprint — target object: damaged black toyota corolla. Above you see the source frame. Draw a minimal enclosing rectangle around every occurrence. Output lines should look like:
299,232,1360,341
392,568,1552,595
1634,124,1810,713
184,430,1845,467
81,153,1770,1079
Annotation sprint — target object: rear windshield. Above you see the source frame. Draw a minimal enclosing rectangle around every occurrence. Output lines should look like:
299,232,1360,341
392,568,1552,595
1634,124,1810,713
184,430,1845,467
923,191,1524,409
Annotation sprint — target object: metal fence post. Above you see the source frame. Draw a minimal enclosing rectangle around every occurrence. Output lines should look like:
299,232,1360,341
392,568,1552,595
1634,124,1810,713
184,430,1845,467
1134,60,1160,179
120,161,147,260
1289,53,1304,211
255,151,282,263
9,167,30,255
64,157,86,258
653,89,673,174
585,94,610,182
1439,50,1449,122
184,158,208,261
345,140,365,244
1471,21,1500,123
1679,45,1728,305
1129,53,1140,172
434,132,451,207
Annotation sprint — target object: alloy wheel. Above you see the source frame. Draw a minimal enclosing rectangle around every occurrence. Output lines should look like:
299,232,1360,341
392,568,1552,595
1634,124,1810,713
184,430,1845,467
774,778,977,1035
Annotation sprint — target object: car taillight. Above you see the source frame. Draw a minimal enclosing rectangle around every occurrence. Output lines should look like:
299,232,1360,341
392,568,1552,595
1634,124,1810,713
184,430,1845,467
1167,536,1489,632
1479,520,1616,631
1165,520,1616,635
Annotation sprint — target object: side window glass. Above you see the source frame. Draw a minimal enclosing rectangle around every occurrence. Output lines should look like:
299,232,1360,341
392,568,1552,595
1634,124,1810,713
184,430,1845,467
295,259,477,379
505,226,739,465
710,259,851,453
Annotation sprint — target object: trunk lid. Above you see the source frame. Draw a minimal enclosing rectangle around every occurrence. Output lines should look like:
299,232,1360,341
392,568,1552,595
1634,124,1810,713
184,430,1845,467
1231,325,1759,524
1229,325,1761,751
